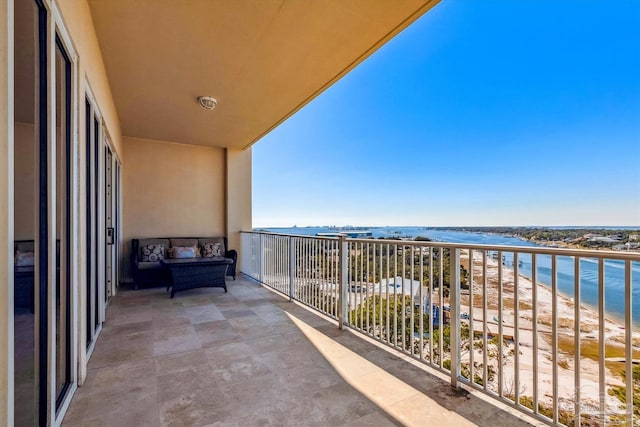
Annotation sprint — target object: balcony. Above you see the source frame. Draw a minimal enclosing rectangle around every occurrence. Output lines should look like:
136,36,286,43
239,231,640,426
61,275,534,426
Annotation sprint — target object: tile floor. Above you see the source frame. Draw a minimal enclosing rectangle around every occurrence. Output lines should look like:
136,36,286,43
62,276,537,426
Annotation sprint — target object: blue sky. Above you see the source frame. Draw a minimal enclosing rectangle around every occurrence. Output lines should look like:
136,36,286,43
253,0,640,227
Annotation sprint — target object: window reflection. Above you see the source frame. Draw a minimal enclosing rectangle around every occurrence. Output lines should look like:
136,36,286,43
14,0,39,424
55,36,72,409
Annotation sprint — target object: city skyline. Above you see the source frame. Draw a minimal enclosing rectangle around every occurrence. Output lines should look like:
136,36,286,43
253,1,640,228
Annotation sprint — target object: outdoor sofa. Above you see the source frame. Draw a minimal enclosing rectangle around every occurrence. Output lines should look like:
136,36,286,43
130,237,237,290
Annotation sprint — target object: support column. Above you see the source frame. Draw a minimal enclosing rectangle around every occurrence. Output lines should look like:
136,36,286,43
225,148,252,266
0,0,14,424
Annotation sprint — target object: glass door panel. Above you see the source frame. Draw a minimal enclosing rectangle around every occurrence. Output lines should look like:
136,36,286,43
54,34,72,411
14,0,44,424
85,100,92,349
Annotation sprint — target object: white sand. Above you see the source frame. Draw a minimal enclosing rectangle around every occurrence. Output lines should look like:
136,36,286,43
459,251,633,415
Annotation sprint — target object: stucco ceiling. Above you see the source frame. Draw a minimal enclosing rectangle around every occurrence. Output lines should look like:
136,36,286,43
88,0,439,149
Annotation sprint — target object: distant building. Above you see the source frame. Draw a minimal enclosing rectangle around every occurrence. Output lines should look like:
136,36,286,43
316,230,373,238
588,236,620,243
373,276,423,301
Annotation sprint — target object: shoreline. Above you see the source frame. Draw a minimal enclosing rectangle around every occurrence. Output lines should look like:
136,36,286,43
463,251,632,338
512,270,637,331
461,251,635,412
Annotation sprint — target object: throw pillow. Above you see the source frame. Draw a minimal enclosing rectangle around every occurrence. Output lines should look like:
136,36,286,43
201,242,222,258
168,246,197,259
15,250,35,267
141,244,165,262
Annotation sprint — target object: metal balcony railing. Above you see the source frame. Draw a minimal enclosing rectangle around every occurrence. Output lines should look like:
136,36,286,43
241,231,640,426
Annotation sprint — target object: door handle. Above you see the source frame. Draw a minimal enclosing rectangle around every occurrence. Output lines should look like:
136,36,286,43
107,227,115,245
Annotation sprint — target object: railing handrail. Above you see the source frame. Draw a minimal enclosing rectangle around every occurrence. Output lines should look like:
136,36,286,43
241,230,640,262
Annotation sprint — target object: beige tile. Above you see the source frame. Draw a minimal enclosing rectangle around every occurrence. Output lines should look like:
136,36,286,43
154,348,210,375
153,326,201,357
108,307,153,326
203,340,254,360
63,278,536,427
185,304,225,323
208,355,272,384
195,320,244,347
87,331,155,369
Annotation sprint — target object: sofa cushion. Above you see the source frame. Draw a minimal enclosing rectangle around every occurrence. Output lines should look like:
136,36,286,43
201,242,224,258
15,250,35,267
138,239,169,259
199,238,226,254
168,246,198,259
170,238,198,248
141,244,166,262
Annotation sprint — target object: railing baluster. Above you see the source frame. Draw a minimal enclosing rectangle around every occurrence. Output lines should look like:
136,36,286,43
386,244,390,346
439,247,443,370
259,233,264,282
574,256,581,425
531,253,538,415
411,245,415,356
469,249,475,386
429,246,434,367
339,236,347,329
514,252,520,406
482,250,488,392
373,242,378,340
379,243,383,343
498,250,503,398
552,255,558,425
394,243,398,350
419,245,424,361
598,258,606,425
366,242,370,335
450,248,460,388
625,260,633,427
401,246,406,351
289,236,295,301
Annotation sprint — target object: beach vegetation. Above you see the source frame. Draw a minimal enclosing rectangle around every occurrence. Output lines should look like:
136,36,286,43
515,396,590,426
608,365,640,418
349,298,510,392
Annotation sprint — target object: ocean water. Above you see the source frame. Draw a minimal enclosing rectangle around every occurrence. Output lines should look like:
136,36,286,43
261,226,640,328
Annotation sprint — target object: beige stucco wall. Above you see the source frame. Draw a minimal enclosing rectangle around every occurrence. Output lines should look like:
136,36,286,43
57,0,122,158
13,122,34,240
122,136,226,279
226,148,252,262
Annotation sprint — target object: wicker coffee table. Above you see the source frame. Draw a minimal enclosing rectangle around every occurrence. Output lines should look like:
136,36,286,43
161,257,233,298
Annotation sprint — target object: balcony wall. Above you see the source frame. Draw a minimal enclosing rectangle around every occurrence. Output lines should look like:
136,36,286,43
13,122,35,240
56,0,123,157
122,136,226,280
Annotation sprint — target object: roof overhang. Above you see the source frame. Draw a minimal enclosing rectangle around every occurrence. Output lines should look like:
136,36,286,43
88,0,440,149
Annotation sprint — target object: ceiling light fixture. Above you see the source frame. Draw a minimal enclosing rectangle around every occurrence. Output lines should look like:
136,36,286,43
197,96,217,110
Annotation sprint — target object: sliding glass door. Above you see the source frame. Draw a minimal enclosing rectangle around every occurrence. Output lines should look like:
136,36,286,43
85,94,103,351
13,0,46,424
54,34,73,413
14,0,77,424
